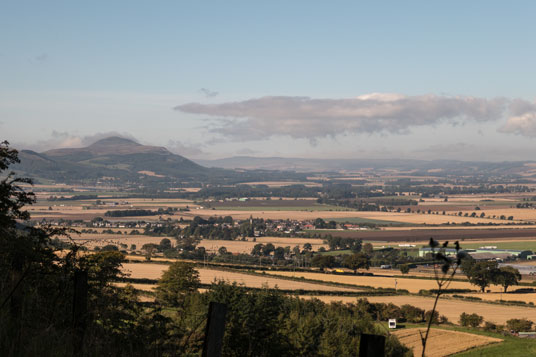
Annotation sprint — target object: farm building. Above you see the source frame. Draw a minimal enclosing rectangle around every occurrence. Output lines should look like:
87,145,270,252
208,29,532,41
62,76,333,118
418,247,475,257
419,247,532,260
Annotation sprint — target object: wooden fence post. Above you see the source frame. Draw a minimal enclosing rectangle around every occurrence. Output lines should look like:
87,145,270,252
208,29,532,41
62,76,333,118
202,302,228,357
359,333,385,357
72,270,88,353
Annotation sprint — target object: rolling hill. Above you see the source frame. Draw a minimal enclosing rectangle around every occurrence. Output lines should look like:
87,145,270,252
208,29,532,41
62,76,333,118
15,137,211,183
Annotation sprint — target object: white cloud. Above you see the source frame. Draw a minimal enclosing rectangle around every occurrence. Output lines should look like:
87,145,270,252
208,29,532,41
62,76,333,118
175,94,508,140
18,131,137,152
499,99,536,136
166,140,206,158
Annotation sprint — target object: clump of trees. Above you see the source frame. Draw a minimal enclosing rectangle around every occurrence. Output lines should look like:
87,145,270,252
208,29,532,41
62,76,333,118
507,318,534,332
459,312,484,327
104,208,175,217
461,259,521,292
324,236,362,251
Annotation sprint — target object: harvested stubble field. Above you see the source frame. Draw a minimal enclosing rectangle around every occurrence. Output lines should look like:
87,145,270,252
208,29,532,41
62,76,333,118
392,328,502,357
263,271,503,293
454,292,536,305
197,209,506,224
381,225,536,231
68,233,164,249
301,295,536,325
198,237,327,254
121,263,361,292
114,282,157,292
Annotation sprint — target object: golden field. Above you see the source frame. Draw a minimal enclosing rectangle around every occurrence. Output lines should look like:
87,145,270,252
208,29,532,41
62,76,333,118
61,233,327,253
68,233,164,249
198,237,327,254
454,292,536,304
121,263,360,292
262,271,504,293
188,209,507,224
301,295,536,325
392,328,501,357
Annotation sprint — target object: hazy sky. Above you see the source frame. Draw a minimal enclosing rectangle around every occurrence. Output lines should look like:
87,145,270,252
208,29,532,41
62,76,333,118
2,1,536,161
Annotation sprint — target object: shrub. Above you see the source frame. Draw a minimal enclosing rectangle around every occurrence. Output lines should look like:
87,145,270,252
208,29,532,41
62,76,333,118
399,264,410,274
425,310,439,324
439,315,449,324
400,304,425,323
483,321,497,332
506,318,533,332
459,312,483,327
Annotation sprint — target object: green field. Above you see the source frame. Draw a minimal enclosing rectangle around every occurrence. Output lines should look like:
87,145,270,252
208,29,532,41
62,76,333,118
319,249,353,256
461,241,536,251
450,325,536,356
331,216,416,226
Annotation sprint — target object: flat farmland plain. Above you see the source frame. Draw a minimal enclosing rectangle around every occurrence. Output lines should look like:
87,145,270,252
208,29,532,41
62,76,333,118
121,263,361,292
263,271,503,293
302,295,536,325
393,328,502,357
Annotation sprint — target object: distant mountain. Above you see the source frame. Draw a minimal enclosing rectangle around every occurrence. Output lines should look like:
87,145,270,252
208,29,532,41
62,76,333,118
197,156,533,177
14,137,534,185
15,137,211,183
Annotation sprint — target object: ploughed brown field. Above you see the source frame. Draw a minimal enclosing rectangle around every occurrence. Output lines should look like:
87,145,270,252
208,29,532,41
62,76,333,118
392,328,502,357
316,228,536,242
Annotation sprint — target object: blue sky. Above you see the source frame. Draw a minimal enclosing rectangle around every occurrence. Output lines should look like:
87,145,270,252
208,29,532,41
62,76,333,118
2,1,536,160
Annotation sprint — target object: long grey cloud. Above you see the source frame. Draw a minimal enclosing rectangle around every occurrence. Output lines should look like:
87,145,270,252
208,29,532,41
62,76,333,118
175,93,509,140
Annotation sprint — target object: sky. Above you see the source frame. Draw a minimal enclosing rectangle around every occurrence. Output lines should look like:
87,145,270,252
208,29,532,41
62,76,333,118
2,1,536,161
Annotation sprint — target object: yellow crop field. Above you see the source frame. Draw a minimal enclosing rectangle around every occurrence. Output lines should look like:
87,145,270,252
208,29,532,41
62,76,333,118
381,225,536,231
392,328,502,357
189,209,506,224
198,237,327,253
301,295,536,325
114,282,157,292
262,271,503,293
454,292,536,304
121,263,360,292
481,208,536,221
69,233,164,249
